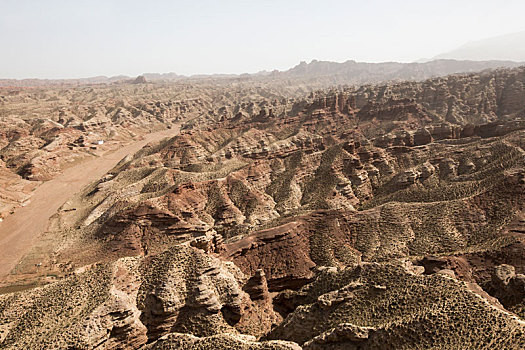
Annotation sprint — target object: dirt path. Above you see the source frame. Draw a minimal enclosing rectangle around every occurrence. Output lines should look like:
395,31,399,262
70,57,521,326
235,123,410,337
0,126,180,278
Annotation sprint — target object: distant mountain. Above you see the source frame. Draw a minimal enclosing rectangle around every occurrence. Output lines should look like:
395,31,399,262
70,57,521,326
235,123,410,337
274,59,524,84
434,31,525,62
1,59,523,87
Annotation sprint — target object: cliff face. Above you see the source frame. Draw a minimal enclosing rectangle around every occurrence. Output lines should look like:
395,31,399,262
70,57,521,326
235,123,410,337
1,67,525,349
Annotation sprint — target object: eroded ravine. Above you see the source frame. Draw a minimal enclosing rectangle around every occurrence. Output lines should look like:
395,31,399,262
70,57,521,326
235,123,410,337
0,126,180,278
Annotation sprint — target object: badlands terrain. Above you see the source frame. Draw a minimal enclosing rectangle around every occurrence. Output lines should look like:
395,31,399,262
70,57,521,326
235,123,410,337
0,61,525,349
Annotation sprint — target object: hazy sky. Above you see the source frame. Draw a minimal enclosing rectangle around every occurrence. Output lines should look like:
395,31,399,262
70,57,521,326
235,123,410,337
1,0,525,79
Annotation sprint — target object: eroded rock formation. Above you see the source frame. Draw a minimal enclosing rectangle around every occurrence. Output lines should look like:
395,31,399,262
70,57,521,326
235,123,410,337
2,66,525,348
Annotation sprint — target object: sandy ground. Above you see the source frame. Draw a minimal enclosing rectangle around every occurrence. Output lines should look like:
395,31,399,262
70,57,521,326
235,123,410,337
0,126,180,279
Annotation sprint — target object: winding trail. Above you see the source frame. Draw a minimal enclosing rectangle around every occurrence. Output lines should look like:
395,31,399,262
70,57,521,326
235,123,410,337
0,126,180,278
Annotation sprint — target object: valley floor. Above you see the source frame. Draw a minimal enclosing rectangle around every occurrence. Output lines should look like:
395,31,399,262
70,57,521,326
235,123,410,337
0,126,180,279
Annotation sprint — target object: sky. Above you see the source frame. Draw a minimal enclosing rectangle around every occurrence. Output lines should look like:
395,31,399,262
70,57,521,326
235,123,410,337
1,0,525,79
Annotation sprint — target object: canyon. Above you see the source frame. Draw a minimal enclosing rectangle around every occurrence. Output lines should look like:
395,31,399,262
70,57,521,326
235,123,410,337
0,63,525,349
